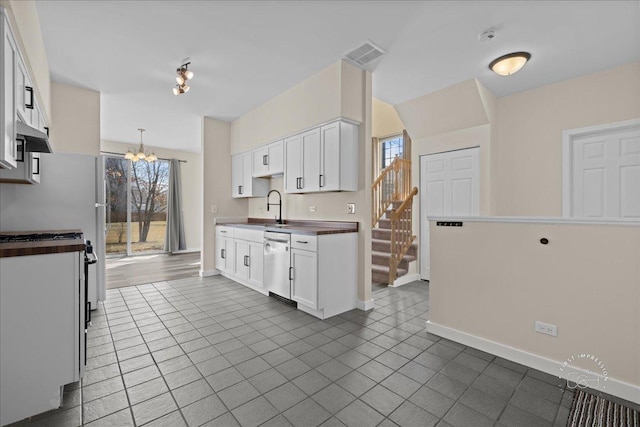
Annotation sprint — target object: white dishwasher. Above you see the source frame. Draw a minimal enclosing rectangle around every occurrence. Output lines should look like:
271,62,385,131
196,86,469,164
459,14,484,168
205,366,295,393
263,231,294,302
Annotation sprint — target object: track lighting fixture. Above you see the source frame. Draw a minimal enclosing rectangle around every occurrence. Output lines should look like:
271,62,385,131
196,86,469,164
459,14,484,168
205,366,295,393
124,129,157,162
173,60,194,95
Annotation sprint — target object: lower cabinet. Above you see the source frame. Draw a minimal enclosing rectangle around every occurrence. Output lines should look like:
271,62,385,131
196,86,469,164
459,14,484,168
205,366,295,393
291,247,318,309
216,226,264,292
215,235,234,274
214,225,357,319
290,232,357,320
0,251,84,426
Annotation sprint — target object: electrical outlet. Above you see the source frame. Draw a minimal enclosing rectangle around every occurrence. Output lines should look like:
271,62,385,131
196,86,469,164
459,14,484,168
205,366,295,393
309,206,316,212
211,205,218,214
535,321,558,337
347,203,356,214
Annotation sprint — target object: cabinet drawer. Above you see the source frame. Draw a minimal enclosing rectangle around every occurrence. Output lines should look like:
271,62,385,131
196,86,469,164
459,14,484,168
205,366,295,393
291,234,317,251
215,226,235,238
234,227,263,243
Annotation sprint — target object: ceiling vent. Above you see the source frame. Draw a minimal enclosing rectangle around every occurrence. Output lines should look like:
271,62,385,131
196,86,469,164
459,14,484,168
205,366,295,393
343,41,386,70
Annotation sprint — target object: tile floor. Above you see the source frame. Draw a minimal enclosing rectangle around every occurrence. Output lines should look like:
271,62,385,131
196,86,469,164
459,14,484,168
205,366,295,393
11,277,574,427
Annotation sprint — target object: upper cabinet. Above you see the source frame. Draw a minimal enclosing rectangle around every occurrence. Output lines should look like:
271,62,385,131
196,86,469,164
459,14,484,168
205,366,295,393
1,11,18,169
284,120,358,194
252,139,283,177
231,151,269,198
0,9,50,174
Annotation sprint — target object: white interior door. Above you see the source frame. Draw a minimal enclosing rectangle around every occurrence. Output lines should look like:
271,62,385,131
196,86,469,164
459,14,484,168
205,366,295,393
569,123,640,219
420,147,479,280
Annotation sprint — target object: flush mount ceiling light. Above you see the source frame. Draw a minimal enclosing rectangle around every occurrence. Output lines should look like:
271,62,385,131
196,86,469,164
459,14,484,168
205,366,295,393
173,60,194,95
489,52,531,76
125,129,157,162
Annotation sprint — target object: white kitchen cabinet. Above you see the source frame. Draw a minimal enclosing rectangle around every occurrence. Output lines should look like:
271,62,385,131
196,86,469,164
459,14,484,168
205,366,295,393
0,251,85,426
215,226,235,273
285,128,320,193
252,139,284,177
290,232,357,319
320,121,358,192
219,226,264,291
232,151,269,198
0,143,40,184
15,54,34,127
1,10,18,169
291,246,318,309
284,133,302,193
284,120,358,194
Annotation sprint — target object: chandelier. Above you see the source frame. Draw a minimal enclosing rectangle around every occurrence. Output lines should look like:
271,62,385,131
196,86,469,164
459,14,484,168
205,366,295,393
124,129,157,162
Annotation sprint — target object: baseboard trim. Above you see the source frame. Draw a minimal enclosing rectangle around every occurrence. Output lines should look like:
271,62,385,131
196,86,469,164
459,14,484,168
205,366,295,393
172,248,200,255
390,273,420,288
199,269,219,277
426,321,640,405
357,299,375,311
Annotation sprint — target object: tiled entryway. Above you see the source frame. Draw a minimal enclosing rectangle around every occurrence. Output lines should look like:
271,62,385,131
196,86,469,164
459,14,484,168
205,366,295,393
11,277,574,426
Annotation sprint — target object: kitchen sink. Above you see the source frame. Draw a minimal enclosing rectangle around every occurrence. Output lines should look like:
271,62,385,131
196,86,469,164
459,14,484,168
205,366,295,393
264,224,290,227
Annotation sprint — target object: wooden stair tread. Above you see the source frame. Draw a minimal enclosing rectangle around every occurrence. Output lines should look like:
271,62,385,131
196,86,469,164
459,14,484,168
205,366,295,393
371,251,417,262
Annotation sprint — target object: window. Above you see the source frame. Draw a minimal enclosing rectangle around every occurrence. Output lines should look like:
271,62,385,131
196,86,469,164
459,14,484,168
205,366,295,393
381,135,404,169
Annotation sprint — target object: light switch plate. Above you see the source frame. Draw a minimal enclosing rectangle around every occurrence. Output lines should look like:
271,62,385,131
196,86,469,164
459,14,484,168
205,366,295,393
347,203,356,214
211,205,218,214
309,206,316,212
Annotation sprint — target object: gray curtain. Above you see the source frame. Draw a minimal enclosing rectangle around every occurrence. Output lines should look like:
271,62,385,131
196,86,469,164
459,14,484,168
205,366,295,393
166,159,186,253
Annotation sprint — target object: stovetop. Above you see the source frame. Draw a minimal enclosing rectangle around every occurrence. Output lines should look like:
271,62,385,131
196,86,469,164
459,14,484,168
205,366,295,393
0,232,83,244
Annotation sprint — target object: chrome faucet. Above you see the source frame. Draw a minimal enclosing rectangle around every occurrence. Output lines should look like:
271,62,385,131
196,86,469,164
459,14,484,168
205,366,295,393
266,190,283,224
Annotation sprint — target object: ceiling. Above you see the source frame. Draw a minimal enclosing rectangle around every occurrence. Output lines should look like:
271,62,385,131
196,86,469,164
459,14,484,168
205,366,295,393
35,1,640,153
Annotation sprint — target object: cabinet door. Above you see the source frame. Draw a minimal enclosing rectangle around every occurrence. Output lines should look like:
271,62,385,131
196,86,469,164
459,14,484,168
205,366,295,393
301,128,320,192
241,152,253,196
15,56,32,125
234,240,249,281
215,236,234,272
231,154,244,198
320,122,340,191
247,241,264,288
291,248,318,309
30,153,40,184
252,146,269,177
1,19,17,169
285,134,303,193
267,140,284,175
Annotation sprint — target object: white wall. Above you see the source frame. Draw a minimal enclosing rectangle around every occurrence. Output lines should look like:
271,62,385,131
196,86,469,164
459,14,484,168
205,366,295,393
201,117,246,274
101,140,202,253
493,62,640,216
429,218,640,402
50,82,100,156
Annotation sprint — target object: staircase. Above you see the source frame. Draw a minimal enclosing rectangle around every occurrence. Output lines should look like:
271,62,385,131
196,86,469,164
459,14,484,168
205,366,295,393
371,154,418,285
372,200,418,284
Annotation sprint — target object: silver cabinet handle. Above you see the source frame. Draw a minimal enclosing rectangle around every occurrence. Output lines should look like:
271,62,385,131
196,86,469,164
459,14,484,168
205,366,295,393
289,266,294,280
296,240,308,244
319,174,324,188
263,154,268,165
221,248,226,259
220,230,227,233
238,185,243,195
244,255,250,266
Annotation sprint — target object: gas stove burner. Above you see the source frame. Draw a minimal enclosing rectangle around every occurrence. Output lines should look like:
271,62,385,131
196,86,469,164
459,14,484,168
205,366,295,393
0,232,83,244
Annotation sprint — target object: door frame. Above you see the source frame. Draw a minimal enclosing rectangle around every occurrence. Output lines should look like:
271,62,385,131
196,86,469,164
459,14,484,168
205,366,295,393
419,146,480,281
562,118,640,218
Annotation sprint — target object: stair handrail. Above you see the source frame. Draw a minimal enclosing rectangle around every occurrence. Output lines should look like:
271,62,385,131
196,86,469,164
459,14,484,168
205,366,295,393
371,156,412,228
389,186,418,284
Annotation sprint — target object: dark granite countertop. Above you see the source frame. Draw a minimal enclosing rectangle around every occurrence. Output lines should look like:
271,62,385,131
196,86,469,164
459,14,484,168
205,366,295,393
0,229,85,257
218,219,358,235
